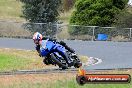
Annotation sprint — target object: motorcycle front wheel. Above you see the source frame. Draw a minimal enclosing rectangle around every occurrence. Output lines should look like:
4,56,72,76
50,53,68,69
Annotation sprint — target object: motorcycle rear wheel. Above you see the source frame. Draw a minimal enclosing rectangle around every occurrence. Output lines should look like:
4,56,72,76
74,62,82,68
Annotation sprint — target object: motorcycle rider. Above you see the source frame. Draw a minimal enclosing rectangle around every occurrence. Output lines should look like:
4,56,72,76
33,32,74,66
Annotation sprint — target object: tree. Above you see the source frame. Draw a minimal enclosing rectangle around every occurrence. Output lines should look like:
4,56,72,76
62,0,75,12
114,7,132,28
69,0,128,35
70,0,128,26
20,0,61,36
20,0,61,23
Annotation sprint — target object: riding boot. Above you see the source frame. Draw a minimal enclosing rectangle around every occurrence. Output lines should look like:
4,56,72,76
59,41,75,53
64,45,75,53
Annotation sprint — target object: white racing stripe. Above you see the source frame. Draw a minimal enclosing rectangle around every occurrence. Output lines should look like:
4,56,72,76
91,57,102,65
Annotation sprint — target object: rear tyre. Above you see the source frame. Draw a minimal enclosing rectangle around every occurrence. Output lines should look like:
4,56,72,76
61,66,68,70
43,57,54,65
74,62,82,68
71,54,82,68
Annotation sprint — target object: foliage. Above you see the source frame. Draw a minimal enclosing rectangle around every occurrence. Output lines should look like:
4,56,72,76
20,0,61,35
114,7,132,28
20,0,61,23
69,0,128,35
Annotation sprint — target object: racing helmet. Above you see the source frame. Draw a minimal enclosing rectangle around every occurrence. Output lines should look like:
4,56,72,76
33,32,42,41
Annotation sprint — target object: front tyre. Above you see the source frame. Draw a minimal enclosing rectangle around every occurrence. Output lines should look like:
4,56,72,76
43,58,50,65
50,53,68,69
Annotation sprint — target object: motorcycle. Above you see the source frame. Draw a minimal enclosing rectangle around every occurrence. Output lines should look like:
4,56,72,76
40,39,82,69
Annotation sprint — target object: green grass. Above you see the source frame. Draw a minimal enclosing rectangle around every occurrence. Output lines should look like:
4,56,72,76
51,78,131,88
0,53,30,71
0,48,87,71
0,48,46,71
0,0,24,21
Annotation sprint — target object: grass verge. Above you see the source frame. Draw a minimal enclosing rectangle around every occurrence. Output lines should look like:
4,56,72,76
0,48,88,71
0,48,52,71
0,70,131,88
43,70,132,88
0,0,24,21
0,48,131,88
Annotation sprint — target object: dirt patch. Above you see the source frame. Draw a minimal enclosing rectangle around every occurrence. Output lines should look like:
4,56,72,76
85,69,132,74
0,69,131,88
0,72,76,87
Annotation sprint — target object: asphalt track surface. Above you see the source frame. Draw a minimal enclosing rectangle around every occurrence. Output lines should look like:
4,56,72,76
0,38,132,70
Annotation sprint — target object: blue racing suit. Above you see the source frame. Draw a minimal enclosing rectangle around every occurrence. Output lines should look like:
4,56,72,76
36,38,73,66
